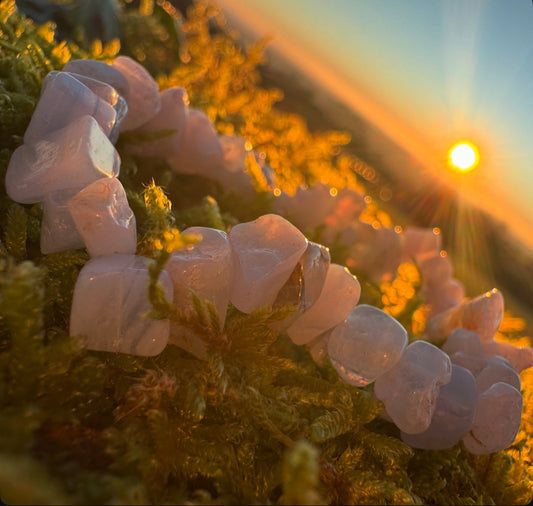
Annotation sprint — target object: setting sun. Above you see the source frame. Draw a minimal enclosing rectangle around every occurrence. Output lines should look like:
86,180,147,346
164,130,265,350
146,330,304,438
448,141,479,173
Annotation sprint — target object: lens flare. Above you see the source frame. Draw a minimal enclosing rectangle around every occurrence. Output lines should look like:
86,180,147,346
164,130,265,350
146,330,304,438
448,141,479,172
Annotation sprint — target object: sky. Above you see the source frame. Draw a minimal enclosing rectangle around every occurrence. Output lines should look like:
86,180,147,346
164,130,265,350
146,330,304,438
217,0,533,250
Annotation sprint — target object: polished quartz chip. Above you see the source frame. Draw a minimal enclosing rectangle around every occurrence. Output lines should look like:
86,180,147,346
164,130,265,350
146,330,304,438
70,254,173,356
165,227,233,359
374,340,452,434
324,187,366,231
229,214,308,314
461,289,504,342
43,70,127,144
481,341,533,373
401,226,442,263
401,364,477,449
462,382,523,454
63,58,130,99
347,221,403,283
442,328,481,356
167,108,225,178
40,188,85,254
286,263,361,345
6,115,120,204
124,87,189,157
449,351,490,377
67,177,137,257
112,55,161,130
271,241,330,331
285,182,338,231
24,71,116,143
328,304,408,386
475,355,521,394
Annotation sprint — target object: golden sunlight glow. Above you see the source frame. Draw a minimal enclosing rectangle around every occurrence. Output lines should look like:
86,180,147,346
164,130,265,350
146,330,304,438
448,141,479,172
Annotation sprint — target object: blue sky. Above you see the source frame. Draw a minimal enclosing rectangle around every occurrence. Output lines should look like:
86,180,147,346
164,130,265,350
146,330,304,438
219,0,533,249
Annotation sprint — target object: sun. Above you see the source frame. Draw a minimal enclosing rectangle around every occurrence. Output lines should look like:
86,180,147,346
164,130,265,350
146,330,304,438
448,141,479,173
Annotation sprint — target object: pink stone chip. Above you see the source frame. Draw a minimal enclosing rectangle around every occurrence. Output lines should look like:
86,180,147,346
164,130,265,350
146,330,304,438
462,382,523,454
328,304,407,386
40,188,85,254
112,55,161,130
124,87,189,158
166,227,233,359
24,72,116,143
167,108,224,178
229,214,308,314
461,289,504,342
6,115,120,204
67,177,137,257
481,341,533,373
70,254,173,356
374,340,452,434
401,226,442,263
286,263,361,345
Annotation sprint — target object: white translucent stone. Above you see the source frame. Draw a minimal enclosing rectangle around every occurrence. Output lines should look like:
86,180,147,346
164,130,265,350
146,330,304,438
462,382,523,454
70,254,173,356
286,263,361,345
450,351,490,377
328,304,408,386
424,287,460,318
286,182,338,231
220,135,248,173
425,304,464,345
324,188,366,231
165,227,233,359
461,289,504,342
306,332,330,366
374,340,452,434
24,72,116,143
63,59,130,99
481,341,533,373
271,241,330,330
67,177,137,257
401,226,442,263
112,55,161,131
442,328,481,356
475,355,521,394
445,278,465,304
401,364,477,449
124,87,189,158
40,188,85,254
167,108,224,177
229,214,308,314
419,253,453,288
6,115,120,204
44,71,128,144
348,223,402,283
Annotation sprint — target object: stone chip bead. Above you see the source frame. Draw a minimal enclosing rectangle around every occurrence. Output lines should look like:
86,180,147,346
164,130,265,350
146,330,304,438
481,340,533,373
67,177,137,257
124,87,189,158
229,214,308,314
401,226,442,263
43,70,128,143
167,108,225,178
40,188,85,254
6,115,120,204
374,340,452,434
112,55,161,131
165,227,233,359
441,328,482,356
23,71,117,143
63,58,130,99
327,304,408,387
475,355,521,395
462,381,523,454
400,364,477,450
286,263,361,345
461,288,504,342
70,254,173,356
